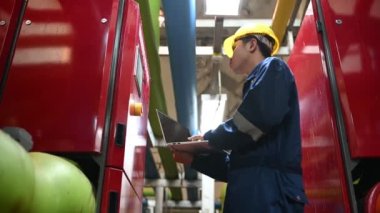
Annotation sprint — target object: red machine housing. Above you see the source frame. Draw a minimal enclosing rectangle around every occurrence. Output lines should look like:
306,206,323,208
288,0,380,212
0,0,150,212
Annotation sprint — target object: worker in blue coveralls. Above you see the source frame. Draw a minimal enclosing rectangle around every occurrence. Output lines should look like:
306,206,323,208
170,24,308,212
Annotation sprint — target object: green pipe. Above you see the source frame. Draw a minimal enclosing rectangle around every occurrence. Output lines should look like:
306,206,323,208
137,0,167,137
137,0,182,201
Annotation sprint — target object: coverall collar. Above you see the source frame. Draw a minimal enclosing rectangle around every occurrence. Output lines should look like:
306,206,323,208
246,57,270,82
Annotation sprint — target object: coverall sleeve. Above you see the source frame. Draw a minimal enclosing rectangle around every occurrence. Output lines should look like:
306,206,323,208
204,59,292,150
191,152,228,182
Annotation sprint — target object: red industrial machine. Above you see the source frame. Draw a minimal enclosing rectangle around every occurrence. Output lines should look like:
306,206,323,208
3,0,380,212
288,0,380,212
0,0,150,212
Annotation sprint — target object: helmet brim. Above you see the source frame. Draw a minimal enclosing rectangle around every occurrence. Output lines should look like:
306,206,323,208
222,35,237,58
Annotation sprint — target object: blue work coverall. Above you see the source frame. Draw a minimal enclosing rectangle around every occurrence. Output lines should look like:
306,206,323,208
191,57,308,212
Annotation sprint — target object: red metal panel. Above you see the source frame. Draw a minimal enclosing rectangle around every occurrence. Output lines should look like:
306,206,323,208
288,4,350,212
0,0,23,80
320,0,380,157
122,25,150,199
105,0,149,199
128,145,147,199
123,31,150,199
101,167,141,213
0,0,120,152
106,0,139,169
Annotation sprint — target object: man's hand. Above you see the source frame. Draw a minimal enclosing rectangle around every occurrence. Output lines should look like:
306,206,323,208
170,148,194,165
188,135,204,141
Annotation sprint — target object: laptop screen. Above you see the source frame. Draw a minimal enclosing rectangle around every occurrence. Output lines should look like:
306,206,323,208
156,109,191,143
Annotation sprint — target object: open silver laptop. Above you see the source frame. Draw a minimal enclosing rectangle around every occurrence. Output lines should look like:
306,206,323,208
156,109,216,153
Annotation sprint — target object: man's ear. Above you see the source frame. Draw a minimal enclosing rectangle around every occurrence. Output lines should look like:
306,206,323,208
248,39,257,53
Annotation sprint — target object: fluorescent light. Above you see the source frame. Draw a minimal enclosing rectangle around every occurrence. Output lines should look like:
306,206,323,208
205,0,241,16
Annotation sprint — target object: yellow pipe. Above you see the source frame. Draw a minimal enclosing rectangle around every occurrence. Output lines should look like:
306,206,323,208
271,0,297,43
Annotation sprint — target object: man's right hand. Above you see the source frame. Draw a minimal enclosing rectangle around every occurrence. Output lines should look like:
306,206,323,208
188,135,204,141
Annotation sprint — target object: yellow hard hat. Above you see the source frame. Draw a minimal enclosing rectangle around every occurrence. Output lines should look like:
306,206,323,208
223,23,280,58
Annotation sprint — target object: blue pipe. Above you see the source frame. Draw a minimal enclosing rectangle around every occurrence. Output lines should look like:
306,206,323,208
162,0,198,134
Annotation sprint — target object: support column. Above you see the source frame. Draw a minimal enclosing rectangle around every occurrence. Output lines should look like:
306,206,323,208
154,186,164,213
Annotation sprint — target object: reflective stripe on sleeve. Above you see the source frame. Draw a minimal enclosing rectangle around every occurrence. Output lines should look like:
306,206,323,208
233,111,264,141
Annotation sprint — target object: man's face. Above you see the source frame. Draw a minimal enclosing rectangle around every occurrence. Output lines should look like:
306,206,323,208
229,38,255,75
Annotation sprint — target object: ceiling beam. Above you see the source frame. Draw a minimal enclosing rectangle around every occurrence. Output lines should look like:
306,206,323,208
156,18,303,28
159,46,290,56
196,19,272,27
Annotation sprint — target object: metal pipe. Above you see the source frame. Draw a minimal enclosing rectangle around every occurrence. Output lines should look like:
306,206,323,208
162,0,199,202
271,0,297,43
155,186,164,213
162,0,198,134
